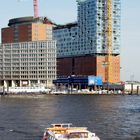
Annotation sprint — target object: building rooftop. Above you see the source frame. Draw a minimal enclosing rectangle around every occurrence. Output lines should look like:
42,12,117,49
8,16,55,26
53,22,78,30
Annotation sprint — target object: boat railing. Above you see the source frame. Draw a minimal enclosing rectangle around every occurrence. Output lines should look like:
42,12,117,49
51,123,72,128
67,127,88,131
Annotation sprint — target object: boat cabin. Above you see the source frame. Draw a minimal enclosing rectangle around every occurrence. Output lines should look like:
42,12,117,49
43,123,96,140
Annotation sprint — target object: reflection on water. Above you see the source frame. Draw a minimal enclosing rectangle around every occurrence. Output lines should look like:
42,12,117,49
0,95,140,140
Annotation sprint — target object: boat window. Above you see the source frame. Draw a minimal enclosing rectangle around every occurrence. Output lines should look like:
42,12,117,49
61,134,69,138
69,132,88,138
54,125,61,127
57,134,68,139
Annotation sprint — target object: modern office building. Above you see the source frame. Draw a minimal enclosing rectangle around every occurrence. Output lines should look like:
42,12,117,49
53,0,121,83
53,22,78,57
0,40,56,88
1,16,57,88
77,0,120,55
1,16,54,43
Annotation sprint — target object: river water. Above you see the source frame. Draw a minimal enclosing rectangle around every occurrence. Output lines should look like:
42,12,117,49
0,95,140,140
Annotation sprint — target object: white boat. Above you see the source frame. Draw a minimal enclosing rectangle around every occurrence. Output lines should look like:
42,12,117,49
42,123,100,140
8,86,51,94
51,90,68,95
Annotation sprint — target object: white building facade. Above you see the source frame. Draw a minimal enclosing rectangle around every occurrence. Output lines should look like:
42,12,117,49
0,40,56,88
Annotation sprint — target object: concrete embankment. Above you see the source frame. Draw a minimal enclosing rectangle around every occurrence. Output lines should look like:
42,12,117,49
0,93,49,98
0,91,139,98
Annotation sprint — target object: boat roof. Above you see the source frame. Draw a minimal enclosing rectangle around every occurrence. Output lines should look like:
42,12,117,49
51,123,72,127
67,129,88,133
47,124,88,135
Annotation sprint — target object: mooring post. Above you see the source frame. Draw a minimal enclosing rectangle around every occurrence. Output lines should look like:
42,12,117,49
131,83,133,94
3,86,5,95
137,86,139,95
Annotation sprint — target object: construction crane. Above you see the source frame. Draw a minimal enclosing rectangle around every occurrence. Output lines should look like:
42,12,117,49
18,0,38,17
104,0,113,83
33,0,38,17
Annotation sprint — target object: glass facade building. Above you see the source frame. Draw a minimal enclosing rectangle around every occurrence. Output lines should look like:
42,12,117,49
53,23,78,57
77,0,121,55
53,0,121,83
54,0,121,57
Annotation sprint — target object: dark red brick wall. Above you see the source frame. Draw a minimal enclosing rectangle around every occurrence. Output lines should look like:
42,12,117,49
57,55,120,83
18,25,31,42
74,56,96,75
57,55,96,76
1,27,14,43
2,25,31,43
57,57,73,76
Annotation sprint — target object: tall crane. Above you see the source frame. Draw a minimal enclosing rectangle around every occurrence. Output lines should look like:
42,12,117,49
33,0,38,17
104,0,113,83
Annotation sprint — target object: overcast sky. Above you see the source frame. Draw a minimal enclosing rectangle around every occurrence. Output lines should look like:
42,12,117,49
0,0,140,81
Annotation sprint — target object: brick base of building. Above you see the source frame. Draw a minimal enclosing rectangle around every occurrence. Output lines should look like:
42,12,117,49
57,55,120,83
